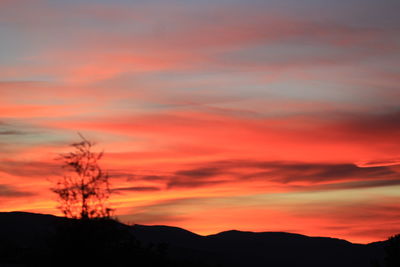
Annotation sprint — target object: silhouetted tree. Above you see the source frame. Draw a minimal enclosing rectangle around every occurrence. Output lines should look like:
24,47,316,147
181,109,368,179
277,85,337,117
382,234,400,267
371,234,400,267
52,134,113,219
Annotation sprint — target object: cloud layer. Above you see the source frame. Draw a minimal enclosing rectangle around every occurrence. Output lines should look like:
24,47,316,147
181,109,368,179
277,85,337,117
0,0,399,243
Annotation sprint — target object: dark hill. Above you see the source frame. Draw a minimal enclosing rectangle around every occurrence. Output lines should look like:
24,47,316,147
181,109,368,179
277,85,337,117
0,212,65,248
0,212,386,267
132,225,385,267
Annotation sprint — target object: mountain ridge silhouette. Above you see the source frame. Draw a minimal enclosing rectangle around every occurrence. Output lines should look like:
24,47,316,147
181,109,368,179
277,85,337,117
0,212,386,266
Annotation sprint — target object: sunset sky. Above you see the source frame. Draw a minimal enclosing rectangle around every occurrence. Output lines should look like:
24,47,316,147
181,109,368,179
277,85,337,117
1,0,400,243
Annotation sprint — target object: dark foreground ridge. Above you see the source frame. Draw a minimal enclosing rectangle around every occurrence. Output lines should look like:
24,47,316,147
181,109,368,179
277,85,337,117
0,212,387,266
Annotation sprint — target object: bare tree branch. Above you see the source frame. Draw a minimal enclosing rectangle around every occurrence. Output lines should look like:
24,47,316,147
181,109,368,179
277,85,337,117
52,134,113,219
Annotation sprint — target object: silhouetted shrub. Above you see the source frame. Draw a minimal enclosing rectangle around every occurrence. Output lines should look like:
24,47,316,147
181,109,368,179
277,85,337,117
383,234,400,267
22,218,186,267
45,218,157,266
371,234,400,267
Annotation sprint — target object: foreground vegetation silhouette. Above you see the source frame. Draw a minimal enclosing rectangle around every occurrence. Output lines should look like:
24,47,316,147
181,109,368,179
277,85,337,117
40,218,171,267
0,216,215,267
372,234,400,267
52,133,113,219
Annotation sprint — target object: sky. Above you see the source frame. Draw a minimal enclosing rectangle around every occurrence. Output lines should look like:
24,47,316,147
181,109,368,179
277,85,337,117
1,0,400,244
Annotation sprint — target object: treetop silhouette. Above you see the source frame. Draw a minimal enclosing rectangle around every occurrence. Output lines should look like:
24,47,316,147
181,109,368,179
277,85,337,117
52,133,113,219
